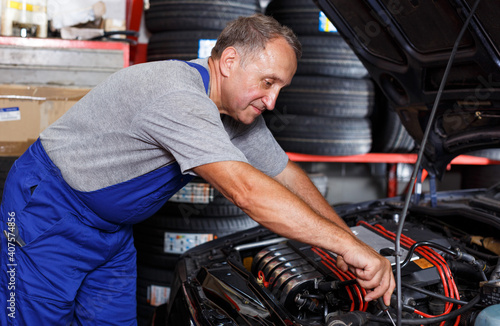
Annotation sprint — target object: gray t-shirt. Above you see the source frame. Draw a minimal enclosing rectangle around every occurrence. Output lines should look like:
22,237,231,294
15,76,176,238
40,58,288,192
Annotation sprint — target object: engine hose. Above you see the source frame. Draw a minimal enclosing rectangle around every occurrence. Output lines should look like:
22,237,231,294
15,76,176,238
459,244,499,263
452,250,488,278
447,260,487,283
401,283,469,306
367,295,480,325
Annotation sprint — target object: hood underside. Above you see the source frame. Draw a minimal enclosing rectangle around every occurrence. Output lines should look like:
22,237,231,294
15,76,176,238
314,0,500,177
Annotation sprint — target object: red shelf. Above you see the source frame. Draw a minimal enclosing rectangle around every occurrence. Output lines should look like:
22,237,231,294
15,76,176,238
286,152,500,165
287,152,500,197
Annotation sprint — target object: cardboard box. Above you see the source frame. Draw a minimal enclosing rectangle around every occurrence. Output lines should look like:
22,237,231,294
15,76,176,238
0,84,90,156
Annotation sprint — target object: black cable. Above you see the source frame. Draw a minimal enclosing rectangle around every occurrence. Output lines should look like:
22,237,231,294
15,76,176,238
368,295,480,325
393,1,482,324
400,241,457,269
401,283,469,306
300,293,325,299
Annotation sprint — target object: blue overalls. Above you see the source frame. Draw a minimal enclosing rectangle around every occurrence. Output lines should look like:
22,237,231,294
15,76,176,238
0,62,209,325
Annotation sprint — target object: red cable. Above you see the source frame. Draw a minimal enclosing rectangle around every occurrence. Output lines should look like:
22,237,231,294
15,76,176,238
312,247,356,311
359,222,462,325
313,247,367,312
370,223,453,313
372,224,455,303
311,247,358,311
372,226,457,326
341,265,368,311
397,230,458,323
386,224,460,325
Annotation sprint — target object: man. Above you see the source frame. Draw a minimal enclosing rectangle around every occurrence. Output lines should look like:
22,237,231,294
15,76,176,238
0,14,394,325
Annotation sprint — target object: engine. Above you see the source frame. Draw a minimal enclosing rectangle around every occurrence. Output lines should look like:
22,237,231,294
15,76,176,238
249,221,497,325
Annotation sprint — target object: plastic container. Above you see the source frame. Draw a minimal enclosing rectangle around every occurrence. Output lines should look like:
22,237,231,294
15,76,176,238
475,304,500,326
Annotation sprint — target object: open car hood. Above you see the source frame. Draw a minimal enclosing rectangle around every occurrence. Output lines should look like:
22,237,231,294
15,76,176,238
314,0,500,178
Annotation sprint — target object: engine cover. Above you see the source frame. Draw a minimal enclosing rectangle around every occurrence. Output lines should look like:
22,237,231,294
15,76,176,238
252,223,443,314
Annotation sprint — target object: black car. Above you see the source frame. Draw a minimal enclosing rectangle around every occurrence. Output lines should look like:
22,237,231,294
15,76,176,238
160,1,500,325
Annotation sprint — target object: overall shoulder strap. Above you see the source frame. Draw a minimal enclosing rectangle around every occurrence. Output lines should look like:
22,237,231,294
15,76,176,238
185,61,210,94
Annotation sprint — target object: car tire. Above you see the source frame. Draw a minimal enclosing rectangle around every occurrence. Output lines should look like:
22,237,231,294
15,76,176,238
147,30,221,62
265,114,372,155
274,75,375,118
134,213,258,267
265,0,326,35
296,35,369,79
145,0,261,33
156,191,244,218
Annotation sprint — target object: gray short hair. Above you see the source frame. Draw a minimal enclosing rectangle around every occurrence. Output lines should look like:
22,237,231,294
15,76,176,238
211,13,302,66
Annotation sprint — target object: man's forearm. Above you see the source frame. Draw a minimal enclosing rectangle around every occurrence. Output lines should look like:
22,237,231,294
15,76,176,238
194,160,356,253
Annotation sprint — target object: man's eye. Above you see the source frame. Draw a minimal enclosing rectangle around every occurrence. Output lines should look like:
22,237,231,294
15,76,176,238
264,81,273,88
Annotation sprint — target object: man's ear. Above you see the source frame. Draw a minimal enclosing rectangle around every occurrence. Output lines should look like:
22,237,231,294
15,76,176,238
220,47,238,77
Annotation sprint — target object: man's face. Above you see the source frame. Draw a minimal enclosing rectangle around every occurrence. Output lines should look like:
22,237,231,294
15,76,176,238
220,37,297,125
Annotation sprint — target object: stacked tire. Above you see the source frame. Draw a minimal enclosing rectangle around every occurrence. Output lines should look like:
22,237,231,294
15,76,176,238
133,178,257,325
264,0,373,155
145,0,262,62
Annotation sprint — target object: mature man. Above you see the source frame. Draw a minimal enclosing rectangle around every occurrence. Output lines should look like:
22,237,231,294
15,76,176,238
0,14,394,325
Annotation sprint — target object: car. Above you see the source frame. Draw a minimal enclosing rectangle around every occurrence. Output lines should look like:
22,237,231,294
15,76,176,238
159,1,500,325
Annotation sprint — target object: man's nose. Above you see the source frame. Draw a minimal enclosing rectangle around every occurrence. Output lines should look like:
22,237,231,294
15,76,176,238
263,89,280,111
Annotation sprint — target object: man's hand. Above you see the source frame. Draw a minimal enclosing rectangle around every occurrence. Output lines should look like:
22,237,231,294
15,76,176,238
336,240,395,306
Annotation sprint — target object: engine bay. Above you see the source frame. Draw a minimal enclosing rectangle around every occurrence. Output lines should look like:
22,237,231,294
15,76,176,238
167,187,500,325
